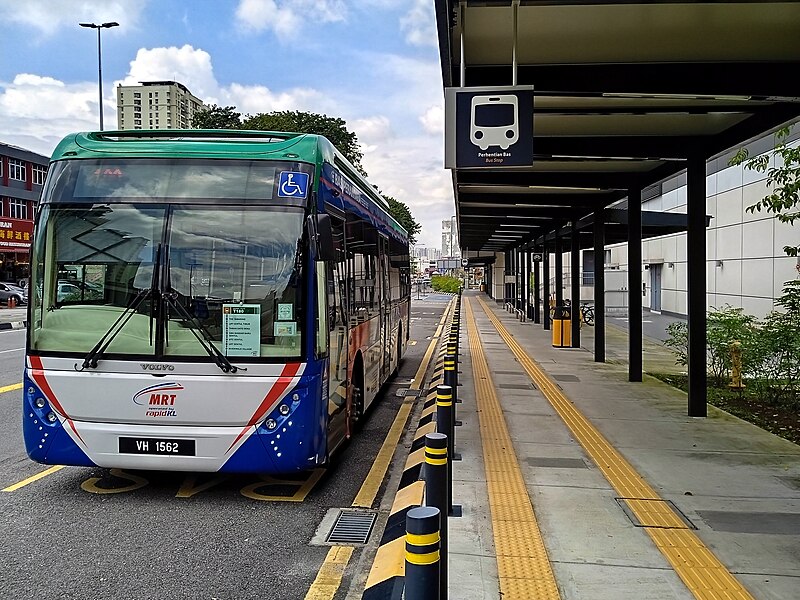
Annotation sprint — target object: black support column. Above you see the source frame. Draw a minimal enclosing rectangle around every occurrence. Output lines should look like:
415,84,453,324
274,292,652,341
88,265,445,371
628,187,642,382
593,210,606,363
533,250,541,324
687,155,708,417
504,251,511,304
554,232,563,309
543,244,551,330
571,222,581,348
522,249,529,318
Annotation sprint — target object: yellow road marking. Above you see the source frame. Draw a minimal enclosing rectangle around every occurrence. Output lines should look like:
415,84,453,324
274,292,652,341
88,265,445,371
240,469,325,502
464,299,561,600
410,299,454,391
351,400,414,509
304,546,354,600
475,296,756,600
307,300,455,599
0,382,22,395
3,465,65,492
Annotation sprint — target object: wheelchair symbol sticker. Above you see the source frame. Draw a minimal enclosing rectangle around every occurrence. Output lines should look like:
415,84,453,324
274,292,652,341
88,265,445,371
277,172,309,199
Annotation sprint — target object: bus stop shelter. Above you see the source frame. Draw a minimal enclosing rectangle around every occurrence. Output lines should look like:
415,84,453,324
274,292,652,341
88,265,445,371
435,0,800,415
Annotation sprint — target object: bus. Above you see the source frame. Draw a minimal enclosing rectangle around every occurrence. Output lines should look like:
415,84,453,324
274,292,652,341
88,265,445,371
23,130,410,473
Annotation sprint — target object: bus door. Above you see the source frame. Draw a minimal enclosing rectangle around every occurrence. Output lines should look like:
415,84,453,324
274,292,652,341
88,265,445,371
379,234,391,378
327,218,349,426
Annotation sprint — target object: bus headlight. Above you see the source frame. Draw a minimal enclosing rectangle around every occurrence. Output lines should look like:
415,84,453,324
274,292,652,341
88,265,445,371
35,397,47,409
46,412,58,423
278,404,290,416
265,418,278,430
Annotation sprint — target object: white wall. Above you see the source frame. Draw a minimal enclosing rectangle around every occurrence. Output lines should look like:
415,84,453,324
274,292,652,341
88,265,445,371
607,142,799,318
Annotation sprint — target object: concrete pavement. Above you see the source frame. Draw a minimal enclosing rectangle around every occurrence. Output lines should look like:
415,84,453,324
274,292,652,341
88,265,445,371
446,291,800,600
0,306,27,330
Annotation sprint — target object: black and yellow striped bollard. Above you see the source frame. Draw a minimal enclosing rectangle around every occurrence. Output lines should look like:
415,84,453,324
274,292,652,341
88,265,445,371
436,384,455,515
405,506,441,600
425,432,449,600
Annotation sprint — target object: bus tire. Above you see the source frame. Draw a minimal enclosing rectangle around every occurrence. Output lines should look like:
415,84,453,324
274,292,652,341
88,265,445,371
346,356,365,439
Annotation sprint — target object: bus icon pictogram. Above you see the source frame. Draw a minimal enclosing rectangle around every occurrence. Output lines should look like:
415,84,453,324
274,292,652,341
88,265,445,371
470,94,519,150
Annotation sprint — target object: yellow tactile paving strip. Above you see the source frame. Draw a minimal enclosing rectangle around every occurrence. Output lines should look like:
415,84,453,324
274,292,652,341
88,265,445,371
473,296,756,600
464,299,562,600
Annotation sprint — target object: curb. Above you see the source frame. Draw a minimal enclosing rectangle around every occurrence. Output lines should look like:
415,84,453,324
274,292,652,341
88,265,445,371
361,301,454,599
0,320,26,331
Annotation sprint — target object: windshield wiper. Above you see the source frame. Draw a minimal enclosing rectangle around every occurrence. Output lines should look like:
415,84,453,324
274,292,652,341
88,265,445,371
162,290,245,374
77,288,152,370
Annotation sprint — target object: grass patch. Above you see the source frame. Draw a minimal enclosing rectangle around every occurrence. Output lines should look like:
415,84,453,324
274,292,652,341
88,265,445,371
650,373,800,445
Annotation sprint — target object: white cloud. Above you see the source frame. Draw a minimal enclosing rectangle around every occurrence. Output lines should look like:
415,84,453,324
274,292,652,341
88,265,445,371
116,45,218,99
0,74,101,156
400,0,437,47
352,116,394,147
226,83,334,116
235,0,347,41
0,0,146,35
419,104,444,135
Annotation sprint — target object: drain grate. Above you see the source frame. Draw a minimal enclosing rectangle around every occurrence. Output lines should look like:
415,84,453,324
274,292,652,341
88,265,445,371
325,509,378,544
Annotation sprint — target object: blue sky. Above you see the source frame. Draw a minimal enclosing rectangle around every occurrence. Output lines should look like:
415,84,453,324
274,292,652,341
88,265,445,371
0,0,452,248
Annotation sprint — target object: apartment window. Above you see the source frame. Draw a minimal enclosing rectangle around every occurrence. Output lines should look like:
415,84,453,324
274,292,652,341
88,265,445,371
8,159,25,182
10,198,27,220
33,165,46,186
148,92,152,98
134,119,141,125
134,92,141,98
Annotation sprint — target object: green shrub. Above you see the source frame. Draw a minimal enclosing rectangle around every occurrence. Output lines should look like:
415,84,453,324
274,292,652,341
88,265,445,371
749,280,800,404
430,275,462,293
664,304,758,386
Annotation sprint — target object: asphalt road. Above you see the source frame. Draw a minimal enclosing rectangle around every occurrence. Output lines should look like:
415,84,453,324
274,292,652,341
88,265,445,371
0,300,447,600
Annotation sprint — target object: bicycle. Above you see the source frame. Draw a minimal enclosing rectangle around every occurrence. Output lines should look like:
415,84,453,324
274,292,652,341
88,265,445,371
579,303,595,326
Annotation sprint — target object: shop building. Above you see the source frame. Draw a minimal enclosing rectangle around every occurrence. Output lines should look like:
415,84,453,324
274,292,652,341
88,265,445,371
0,142,48,284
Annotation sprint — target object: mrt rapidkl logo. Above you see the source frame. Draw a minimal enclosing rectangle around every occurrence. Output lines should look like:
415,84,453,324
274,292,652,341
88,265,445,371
133,382,185,418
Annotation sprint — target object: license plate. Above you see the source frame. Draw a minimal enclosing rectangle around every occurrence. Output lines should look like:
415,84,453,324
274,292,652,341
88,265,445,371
119,437,195,456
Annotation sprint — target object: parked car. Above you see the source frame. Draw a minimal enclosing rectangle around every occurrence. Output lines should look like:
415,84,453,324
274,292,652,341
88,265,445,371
56,280,104,302
0,282,28,305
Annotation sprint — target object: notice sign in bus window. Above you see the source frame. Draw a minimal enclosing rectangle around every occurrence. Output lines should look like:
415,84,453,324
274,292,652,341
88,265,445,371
222,304,261,357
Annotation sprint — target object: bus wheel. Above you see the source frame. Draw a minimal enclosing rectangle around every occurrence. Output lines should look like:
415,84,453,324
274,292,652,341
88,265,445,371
346,361,364,439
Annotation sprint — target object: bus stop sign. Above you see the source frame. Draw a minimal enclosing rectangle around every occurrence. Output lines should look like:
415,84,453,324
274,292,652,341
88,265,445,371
445,86,534,169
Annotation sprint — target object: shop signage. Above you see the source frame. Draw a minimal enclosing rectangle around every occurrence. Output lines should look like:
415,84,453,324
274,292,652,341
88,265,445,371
0,218,33,251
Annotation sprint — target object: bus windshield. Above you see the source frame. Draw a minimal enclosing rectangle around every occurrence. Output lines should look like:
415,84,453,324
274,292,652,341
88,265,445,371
30,203,305,360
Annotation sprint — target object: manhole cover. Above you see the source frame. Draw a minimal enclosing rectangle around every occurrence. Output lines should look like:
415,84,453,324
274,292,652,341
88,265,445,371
552,374,580,382
325,510,378,545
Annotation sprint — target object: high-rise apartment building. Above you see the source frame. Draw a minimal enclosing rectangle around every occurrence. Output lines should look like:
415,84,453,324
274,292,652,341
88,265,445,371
441,219,460,258
116,81,206,131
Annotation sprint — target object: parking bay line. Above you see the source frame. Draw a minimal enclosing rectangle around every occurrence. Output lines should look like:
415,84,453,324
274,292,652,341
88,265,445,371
0,382,22,394
3,465,66,492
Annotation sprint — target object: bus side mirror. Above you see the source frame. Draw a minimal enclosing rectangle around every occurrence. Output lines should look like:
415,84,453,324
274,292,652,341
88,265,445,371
308,214,335,261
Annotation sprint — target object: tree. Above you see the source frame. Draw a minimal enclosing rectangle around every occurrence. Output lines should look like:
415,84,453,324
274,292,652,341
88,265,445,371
191,104,242,129
730,126,800,256
242,110,366,176
382,195,421,246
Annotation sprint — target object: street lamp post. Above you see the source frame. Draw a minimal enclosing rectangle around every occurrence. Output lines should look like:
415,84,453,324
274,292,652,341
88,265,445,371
79,21,119,131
